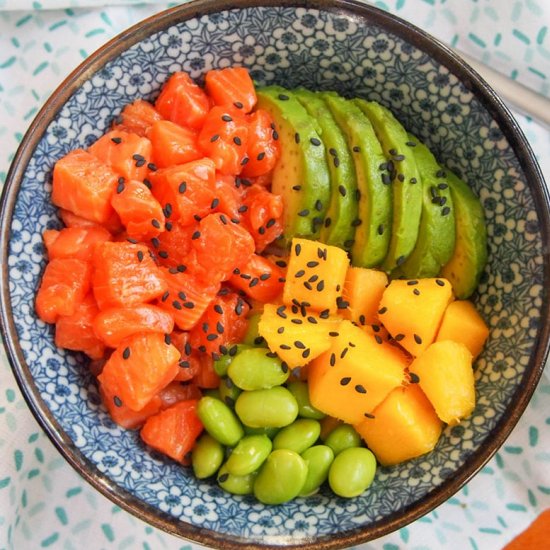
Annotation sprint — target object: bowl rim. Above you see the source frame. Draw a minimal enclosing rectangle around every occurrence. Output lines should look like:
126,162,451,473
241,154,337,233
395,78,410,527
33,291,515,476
1,0,549,547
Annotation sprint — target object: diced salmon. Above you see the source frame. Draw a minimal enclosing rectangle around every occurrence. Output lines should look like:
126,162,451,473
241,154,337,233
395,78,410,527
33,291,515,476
205,67,257,113
98,332,180,411
52,149,118,225
93,304,175,348
110,180,165,240
149,120,203,168
140,400,203,462
92,241,168,310
112,99,164,137
55,293,105,359
44,226,112,262
88,129,152,183
35,258,91,323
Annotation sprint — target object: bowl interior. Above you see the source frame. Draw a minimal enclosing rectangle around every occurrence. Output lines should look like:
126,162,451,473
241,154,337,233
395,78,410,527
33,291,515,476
2,2,548,548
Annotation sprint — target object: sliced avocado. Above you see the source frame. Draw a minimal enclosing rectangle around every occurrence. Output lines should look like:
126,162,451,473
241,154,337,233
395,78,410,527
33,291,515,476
392,135,456,279
293,88,358,251
355,99,423,273
256,86,331,244
323,93,392,268
440,169,487,299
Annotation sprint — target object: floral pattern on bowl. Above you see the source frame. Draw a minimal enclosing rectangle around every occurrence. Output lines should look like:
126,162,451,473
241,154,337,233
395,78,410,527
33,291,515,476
2,2,548,548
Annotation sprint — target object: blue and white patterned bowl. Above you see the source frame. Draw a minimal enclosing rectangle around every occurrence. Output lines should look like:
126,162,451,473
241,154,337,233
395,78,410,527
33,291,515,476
1,0,549,547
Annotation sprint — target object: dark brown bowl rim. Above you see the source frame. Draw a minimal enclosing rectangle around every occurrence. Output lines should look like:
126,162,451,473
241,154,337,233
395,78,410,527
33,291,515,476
1,0,549,548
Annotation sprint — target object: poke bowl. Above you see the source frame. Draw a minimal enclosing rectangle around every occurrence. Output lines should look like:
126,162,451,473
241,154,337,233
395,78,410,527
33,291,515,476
1,0,549,548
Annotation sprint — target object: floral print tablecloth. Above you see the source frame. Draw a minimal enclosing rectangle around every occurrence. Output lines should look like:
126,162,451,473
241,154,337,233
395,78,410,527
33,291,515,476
1,1,549,549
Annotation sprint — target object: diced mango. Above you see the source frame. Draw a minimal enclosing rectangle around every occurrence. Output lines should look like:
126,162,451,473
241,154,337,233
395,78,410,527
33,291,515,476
258,303,341,369
409,340,474,425
436,300,489,358
283,238,349,314
343,266,388,326
308,320,407,425
378,277,453,356
354,384,443,466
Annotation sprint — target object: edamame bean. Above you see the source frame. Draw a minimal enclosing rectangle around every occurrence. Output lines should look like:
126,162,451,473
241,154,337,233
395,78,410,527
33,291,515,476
225,435,272,476
213,344,250,377
235,386,298,428
324,424,361,455
299,445,334,496
191,434,224,479
217,464,257,495
241,313,265,346
286,380,325,420
253,449,308,504
218,376,242,408
328,447,376,498
272,419,321,454
228,347,289,390
197,396,244,447
243,425,280,439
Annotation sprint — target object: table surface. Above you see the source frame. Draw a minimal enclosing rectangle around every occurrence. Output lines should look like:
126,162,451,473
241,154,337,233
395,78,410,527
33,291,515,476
1,1,549,549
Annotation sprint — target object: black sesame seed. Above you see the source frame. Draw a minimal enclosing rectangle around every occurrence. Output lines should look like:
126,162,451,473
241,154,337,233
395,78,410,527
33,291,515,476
338,185,347,197
324,217,332,228
295,243,302,256
407,280,418,286
218,473,229,483
233,136,242,146
278,93,289,101
294,132,300,144
355,384,367,394
151,218,161,229
298,209,310,217
295,269,305,278
378,307,387,314
306,261,319,268
163,203,173,218
375,335,383,344
116,180,125,193
414,334,423,345
147,162,157,171
410,177,418,184
111,137,122,144
161,291,169,302
191,231,201,240
352,218,362,227
409,372,420,384
353,146,360,153
336,297,349,309
344,239,355,248
393,154,406,162
183,301,195,309
310,137,321,146
240,157,249,166
113,395,122,407
406,141,417,147
413,288,421,295
165,222,173,231
340,347,348,359
259,273,271,281
211,198,220,209
137,250,144,262
292,185,302,191
394,333,405,341
172,300,182,310
441,206,451,216
158,250,169,259
303,281,313,290
316,280,325,292
435,279,446,286
302,349,310,359
377,224,384,235
315,199,323,212
234,101,244,109
396,255,406,266
328,331,339,337
364,412,375,419
221,114,233,122
330,353,336,367
340,377,351,386
272,130,279,140
258,226,266,235
249,278,259,288
257,151,265,161
277,326,285,334
122,347,130,360
389,148,397,156
280,344,291,350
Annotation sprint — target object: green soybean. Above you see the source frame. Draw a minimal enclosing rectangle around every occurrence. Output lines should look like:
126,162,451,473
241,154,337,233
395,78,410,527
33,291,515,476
217,464,257,495
191,434,224,479
299,445,335,496
241,313,265,346
243,425,280,439
324,424,362,455
286,380,325,420
213,344,250,377
328,447,376,498
197,396,244,447
228,347,289,390
253,449,308,504
235,386,299,428
225,435,272,476
272,419,321,454
218,376,242,408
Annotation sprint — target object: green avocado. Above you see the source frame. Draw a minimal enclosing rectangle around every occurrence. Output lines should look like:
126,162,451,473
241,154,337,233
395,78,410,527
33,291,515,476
323,93,392,268
440,169,487,299
293,88,358,251
256,86,331,244
392,135,456,279
355,99,423,273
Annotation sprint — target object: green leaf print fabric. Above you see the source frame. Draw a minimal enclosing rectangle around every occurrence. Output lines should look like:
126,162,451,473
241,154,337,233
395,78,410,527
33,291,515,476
0,1,548,549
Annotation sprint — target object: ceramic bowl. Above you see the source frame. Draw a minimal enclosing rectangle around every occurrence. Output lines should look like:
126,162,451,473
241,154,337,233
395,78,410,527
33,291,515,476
1,0,549,548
